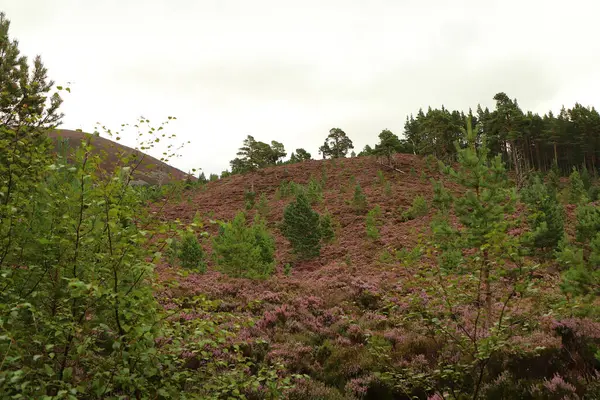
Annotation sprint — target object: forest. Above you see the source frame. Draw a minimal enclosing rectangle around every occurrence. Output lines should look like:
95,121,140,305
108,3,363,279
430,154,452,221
1,10,599,400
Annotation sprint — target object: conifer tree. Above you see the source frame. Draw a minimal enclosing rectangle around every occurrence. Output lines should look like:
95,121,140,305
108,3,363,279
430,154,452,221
0,12,63,130
569,168,589,204
431,116,516,322
319,128,354,159
212,212,275,278
520,175,565,251
281,192,322,259
352,182,367,212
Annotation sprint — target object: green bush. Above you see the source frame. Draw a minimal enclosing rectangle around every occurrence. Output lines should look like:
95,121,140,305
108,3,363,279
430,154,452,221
352,183,368,213
401,195,428,221
366,205,383,240
212,212,275,279
172,231,206,272
245,188,257,209
319,211,336,243
569,168,589,204
520,175,565,251
306,177,324,204
281,192,323,260
256,192,270,218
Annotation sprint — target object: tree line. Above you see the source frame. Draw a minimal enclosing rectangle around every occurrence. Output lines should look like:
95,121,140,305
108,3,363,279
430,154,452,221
225,92,600,179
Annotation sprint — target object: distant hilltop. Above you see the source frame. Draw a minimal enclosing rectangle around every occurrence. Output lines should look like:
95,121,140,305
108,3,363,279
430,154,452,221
48,129,193,185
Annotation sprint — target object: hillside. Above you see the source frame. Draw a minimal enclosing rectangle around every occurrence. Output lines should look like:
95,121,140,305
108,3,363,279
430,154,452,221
153,154,598,399
48,129,192,185
157,154,436,270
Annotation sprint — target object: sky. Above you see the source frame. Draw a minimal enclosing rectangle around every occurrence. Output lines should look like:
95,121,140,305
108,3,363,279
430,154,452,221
2,0,600,175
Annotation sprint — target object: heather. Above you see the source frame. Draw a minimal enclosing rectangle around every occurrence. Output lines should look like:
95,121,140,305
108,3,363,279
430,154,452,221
1,9,600,400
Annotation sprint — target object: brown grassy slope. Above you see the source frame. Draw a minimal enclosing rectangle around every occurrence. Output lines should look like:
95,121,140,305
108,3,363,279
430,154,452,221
48,129,192,185
156,153,446,274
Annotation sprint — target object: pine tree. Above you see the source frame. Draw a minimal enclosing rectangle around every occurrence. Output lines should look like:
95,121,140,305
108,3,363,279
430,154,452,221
431,116,516,322
212,212,275,278
352,183,367,212
198,171,208,184
366,205,382,240
569,168,589,204
319,128,354,159
281,192,322,259
0,12,63,130
520,175,565,251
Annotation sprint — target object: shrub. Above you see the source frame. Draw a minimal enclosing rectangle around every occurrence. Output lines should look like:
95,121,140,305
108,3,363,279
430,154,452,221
245,188,257,209
212,212,275,279
520,175,565,251
384,180,392,196
256,192,270,218
306,177,323,204
352,183,368,213
281,192,323,260
569,168,589,204
366,205,383,240
319,211,336,243
401,195,428,221
377,170,385,185
171,231,206,272
209,173,219,181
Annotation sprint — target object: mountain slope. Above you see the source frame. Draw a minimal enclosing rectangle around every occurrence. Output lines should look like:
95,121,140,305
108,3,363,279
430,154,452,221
48,129,192,185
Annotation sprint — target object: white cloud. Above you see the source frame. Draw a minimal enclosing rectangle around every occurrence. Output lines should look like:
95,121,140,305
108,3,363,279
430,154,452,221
3,0,600,174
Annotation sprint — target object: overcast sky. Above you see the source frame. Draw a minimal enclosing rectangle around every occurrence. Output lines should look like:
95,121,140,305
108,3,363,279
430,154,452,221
3,0,600,175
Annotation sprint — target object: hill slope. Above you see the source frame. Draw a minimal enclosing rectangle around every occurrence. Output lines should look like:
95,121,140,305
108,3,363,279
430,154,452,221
154,154,598,399
49,129,191,185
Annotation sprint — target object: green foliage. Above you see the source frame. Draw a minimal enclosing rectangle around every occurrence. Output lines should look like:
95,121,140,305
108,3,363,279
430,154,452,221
400,195,428,221
568,168,590,204
384,180,392,196
376,170,385,184
366,205,383,240
209,173,219,181
581,164,592,190
305,177,324,204
403,116,535,397
170,231,206,272
410,167,417,177
281,192,323,260
284,263,292,276
256,192,270,219
547,161,561,193
352,183,367,213
288,148,312,163
0,12,63,128
319,128,354,159
198,171,208,183
373,129,409,164
245,188,257,209
212,212,275,279
0,116,178,397
556,230,600,310
319,211,336,243
230,135,287,173
520,174,565,251
575,204,600,243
